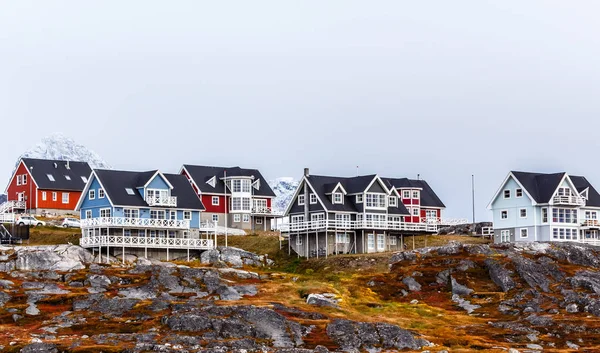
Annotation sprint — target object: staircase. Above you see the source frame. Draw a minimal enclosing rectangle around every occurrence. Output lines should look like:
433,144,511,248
0,224,13,244
0,200,25,224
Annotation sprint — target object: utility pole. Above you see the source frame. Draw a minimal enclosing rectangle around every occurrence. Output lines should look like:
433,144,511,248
472,174,476,235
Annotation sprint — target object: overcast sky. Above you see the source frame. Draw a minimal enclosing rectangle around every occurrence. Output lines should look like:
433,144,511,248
1,1,599,221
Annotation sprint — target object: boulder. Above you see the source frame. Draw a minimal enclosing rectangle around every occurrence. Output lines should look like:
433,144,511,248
402,277,422,292
13,245,93,272
19,343,58,353
451,276,473,296
484,259,515,292
326,319,429,351
307,294,339,308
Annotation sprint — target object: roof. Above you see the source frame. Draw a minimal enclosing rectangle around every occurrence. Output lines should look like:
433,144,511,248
384,177,446,208
182,165,276,198
21,158,92,191
306,174,410,215
560,175,600,207
93,169,205,210
510,171,566,204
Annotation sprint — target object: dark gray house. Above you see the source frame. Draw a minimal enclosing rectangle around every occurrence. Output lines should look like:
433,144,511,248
282,168,439,258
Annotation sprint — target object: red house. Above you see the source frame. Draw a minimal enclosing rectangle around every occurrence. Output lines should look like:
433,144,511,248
384,178,446,224
4,158,92,215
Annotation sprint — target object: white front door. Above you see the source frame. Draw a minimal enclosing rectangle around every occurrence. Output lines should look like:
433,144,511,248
500,230,510,243
367,234,375,252
377,234,385,252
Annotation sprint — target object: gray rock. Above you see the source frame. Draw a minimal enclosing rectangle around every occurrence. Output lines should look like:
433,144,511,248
0,279,14,288
326,319,429,351
14,245,93,272
200,249,221,265
85,274,111,289
307,294,339,308
452,294,480,314
526,343,543,350
484,259,515,292
451,276,473,296
566,341,580,350
19,343,58,353
0,291,10,307
566,303,579,313
402,276,422,292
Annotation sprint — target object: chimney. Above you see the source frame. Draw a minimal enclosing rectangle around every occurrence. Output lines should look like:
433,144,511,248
53,162,57,169
66,161,70,170
304,168,310,177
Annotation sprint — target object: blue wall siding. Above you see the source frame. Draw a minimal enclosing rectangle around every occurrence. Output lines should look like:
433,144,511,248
491,177,537,229
80,177,112,218
147,174,171,190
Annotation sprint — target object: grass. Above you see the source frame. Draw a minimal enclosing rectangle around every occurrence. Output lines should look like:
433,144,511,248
26,226,80,245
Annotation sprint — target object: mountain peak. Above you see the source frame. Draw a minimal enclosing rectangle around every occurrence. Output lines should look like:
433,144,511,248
19,133,110,169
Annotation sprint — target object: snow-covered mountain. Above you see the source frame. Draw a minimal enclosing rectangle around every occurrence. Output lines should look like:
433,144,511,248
268,177,299,213
17,133,110,169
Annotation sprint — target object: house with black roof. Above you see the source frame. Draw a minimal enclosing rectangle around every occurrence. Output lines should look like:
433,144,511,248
4,158,92,215
180,164,277,232
488,171,600,244
282,168,439,258
75,169,216,262
383,177,446,224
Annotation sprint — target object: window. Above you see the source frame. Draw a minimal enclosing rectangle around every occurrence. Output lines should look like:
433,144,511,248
125,188,135,195
212,196,219,206
335,213,351,227
501,210,508,219
65,175,71,181
365,193,386,208
231,197,241,211
243,214,250,223
170,211,176,220
520,228,528,238
256,217,263,224
520,208,527,218
412,208,419,216
81,176,88,183
516,188,523,198
298,195,305,206
241,179,251,193
425,209,438,219
42,192,47,201
52,192,57,201
390,236,397,245
333,193,343,204
296,236,303,246
389,196,397,207
100,208,111,217
212,214,219,222
22,174,27,185
124,229,131,237
16,175,21,186
412,191,419,199
98,188,105,198
557,187,574,197
504,190,511,199
356,194,363,203
124,209,139,218
62,192,69,204
310,193,317,204
242,198,251,211
310,213,325,228
231,179,251,193
553,228,577,240
85,210,92,219
542,208,548,223
150,210,165,219
336,233,350,244
377,234,385,251
253,199,268,212
17,192,24,201
402,190,410,199
500,230,510,243
89,190,96,200
552,208,578,224
234,214,241,222
47,174,55,182
291,215,305,225
183,211,191,220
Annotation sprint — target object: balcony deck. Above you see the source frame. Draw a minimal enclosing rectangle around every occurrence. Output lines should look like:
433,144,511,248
281,219,438,233
80,217,190,229
80,235,214,250
552,195,586,206
146,196,177,207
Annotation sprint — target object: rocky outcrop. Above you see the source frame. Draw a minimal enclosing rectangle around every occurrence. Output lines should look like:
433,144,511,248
306,293,339,308
200,246,274,268
0,245,93,272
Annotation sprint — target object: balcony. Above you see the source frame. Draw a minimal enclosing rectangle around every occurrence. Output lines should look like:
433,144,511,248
552,195,585,206
80,235,214,250
146,195,177,207
80,217,189,229
281,220,438,233
252,206,273,215
582,220,600,228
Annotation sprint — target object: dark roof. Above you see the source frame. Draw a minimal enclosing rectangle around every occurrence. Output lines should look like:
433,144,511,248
563,175,600,208
511,171,566,203
182,165,276,197
306,174,410,215
384,177,446,208
94,169,204,210
22,158,91,191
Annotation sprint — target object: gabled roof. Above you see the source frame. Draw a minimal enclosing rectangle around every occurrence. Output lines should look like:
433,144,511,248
92,169,205,210
306,174,411,215
20,158,92,191
568,175,600,208
383,177,446,208
181,164,276,198
511,171,567,203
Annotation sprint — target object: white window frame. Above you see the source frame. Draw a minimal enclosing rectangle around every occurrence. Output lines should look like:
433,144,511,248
377,234,385,251
365,193,386,209
16,175,21,186
298,194,305,206
89,190,96,200
291,215,305,224
22,174,27,185
99,208,111,217
310,193,317,204
389,236,397,245
520,228,528,238
333,193,343,204
412,208,419,216
519,208,527,218
542,208,548,223
85,210,92,219
234,214,241,222
402,190,410,199
516,188,523,198
212,196,219,206
212,214,219,222
183,211,192,220
243,214,250,223
124,208,140,219
356,194,363,203
98,188,105,198
500,230,510,243
501,210,508,219
503,189,511,199
52,192,57,202
62,192,69,204
256,217,263,224
47,174,55,182
389,196,397,207
412,191,419,199
42,191,47,201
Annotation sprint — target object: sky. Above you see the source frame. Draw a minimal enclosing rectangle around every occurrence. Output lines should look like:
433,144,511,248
1,1,600,221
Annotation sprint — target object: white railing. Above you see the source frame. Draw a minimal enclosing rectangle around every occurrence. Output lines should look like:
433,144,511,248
146,196,177,207
0,200,26,214
80,217,190,229
582,220,600,227
0,213,15,223
252,206,273,215
281,219,438,233
553,195,586,206
80,235,214,250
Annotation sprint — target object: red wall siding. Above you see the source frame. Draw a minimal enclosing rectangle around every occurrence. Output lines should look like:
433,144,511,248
202,195,226,213
37,189,81,211
6,162,37,209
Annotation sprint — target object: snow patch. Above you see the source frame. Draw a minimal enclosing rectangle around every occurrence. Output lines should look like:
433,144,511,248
268,177,299,213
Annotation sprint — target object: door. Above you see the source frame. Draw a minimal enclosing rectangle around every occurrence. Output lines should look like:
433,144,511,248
500,230,510,243
367,234,375,253
377,234,385,252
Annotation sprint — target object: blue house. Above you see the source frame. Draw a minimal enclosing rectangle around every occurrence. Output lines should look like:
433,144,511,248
75,169,216,262
488,171,600,245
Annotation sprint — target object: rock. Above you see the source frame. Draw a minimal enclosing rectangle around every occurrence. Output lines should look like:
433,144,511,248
19,343,58,353
566,341,580,350
389,251,417,264
200,249,221,265
566,303,579,313
326,319,429,351
402,277,422,292
13,245,93,272
217,268,260,280
451,276,473,296
511,256,555,292
526,343,543,350
0,291,11,307
508,348,520,353
410,299,419,305
307,294,339,308
484,259,515,292
452,294,480,314
525,314,554,327
0,279,14,288
569,271,600,295
85,274,111,290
